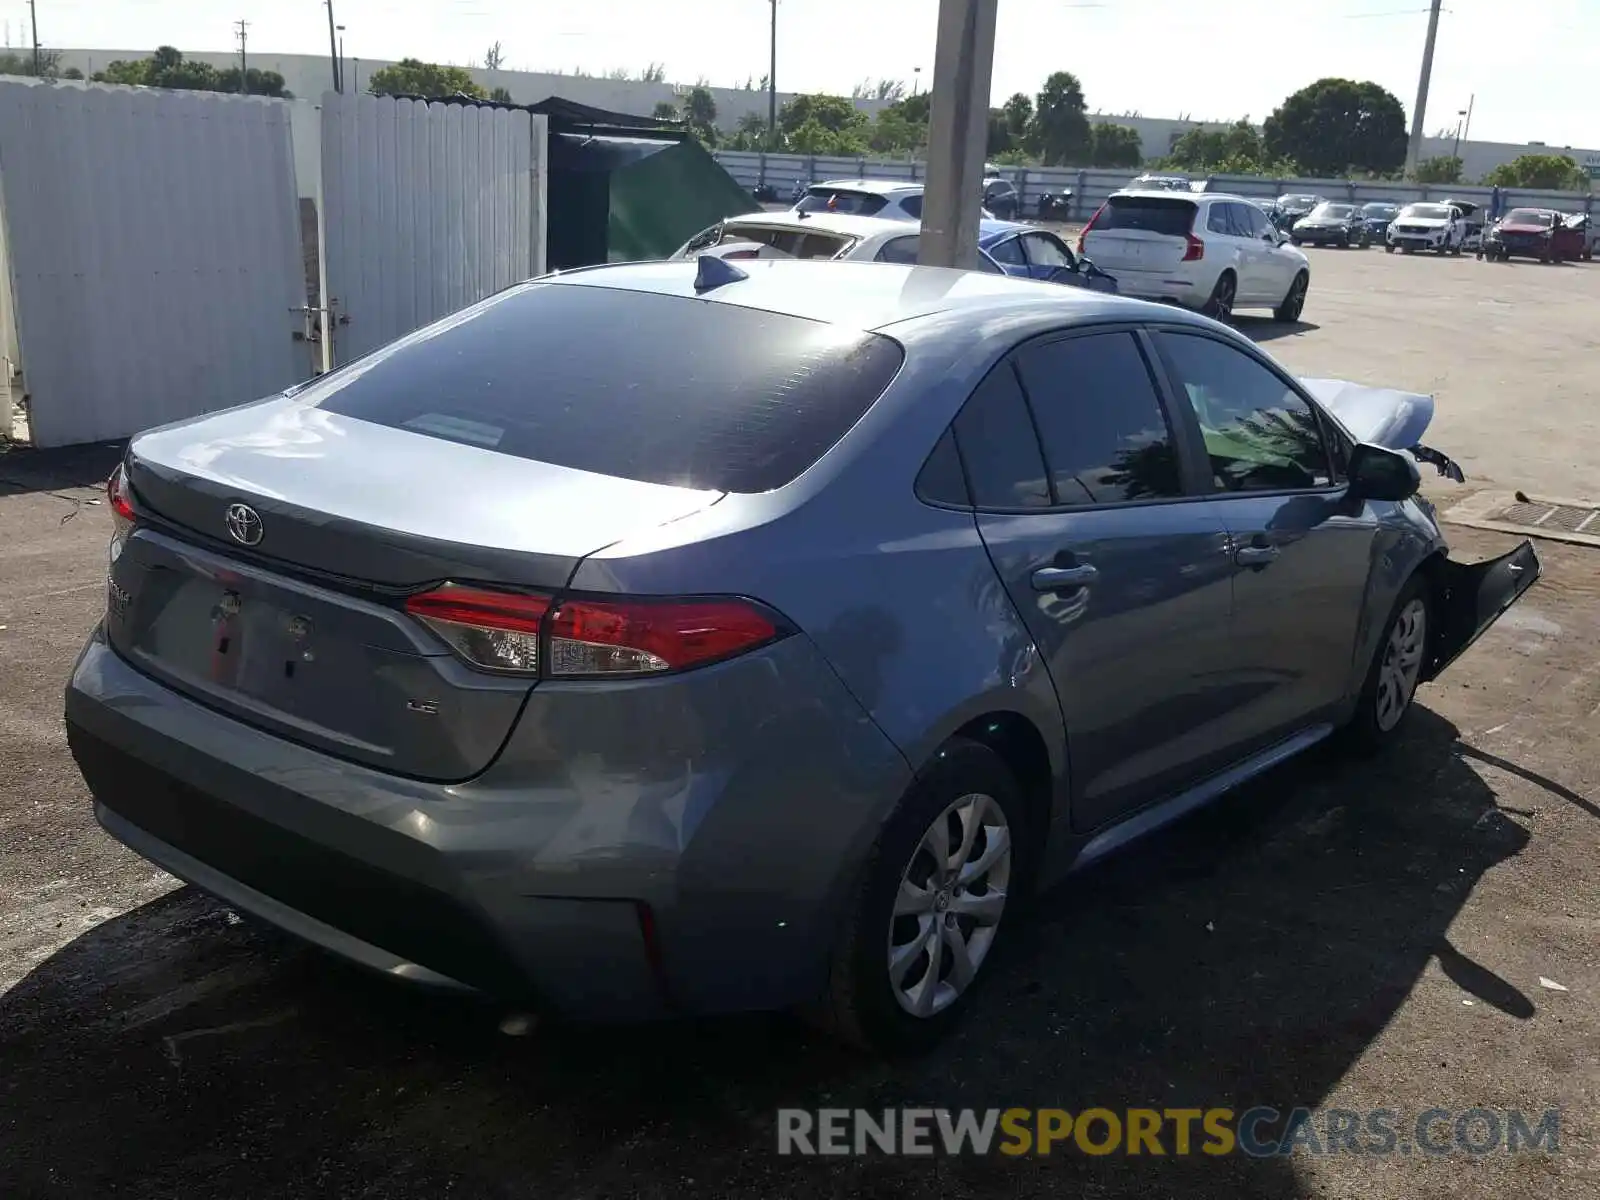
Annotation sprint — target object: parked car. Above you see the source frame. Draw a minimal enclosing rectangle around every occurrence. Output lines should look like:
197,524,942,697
1386,202,1467,255
1128,172,1193,191
1481,208,1587,262
1269,194,1322,232
1360,202,1401,242
72,258,1539,1052
1438,198,1485,251
1291,201,1369,248
1079,189,1310,321
791,179,996,223
1566,212,1599,261
673,212,1119,293
983,175,1022,220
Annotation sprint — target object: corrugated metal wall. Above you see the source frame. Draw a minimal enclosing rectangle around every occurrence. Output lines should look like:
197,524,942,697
0,81,306,447
321,92,547,363
713,151,1598,224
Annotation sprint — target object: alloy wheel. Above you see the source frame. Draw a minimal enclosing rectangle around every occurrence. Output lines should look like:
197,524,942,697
1375,598,1428,732
1208,275,1235,321
887,792,1012,1018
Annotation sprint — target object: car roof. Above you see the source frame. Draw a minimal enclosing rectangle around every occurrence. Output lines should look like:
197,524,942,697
722,210,903,239
977,218,1029,241
548,258,1201,338
809,179,920,196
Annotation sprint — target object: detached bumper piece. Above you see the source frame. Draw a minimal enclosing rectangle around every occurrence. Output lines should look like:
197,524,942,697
1425,541,1542,681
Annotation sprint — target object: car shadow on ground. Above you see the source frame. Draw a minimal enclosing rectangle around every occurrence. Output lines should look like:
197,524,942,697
1,708,1528,1199
0,440,123,498
1236,317,1321,344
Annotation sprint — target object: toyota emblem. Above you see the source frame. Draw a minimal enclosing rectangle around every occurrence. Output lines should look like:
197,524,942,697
224,503,263,547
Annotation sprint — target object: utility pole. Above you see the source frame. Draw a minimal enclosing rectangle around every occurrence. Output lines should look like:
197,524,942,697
324,0,342,94
766,0,777,139
918,0,998,269
1403,0,1444,179
235,19,249,94
28,0,40,77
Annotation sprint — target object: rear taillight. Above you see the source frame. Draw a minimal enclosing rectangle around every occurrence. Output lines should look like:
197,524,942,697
1181,233,1205,262
404,584,785,678
1077,202,1107,254
107,463,136,526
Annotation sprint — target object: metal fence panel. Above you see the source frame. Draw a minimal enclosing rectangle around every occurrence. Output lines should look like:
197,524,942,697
0,81,306,447
712,151,1596,224
321,92,546,363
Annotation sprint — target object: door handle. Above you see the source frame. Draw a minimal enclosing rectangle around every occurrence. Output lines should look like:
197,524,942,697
1233,542,1280,567
1032,564,1099,591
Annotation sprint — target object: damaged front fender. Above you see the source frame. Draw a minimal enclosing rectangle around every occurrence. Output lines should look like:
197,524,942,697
1425,540,1543,682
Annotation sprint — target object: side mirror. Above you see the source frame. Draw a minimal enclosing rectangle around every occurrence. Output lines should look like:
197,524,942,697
1348,443,1421,503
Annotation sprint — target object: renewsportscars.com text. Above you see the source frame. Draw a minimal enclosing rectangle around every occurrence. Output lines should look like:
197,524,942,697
776,1106,1561,1158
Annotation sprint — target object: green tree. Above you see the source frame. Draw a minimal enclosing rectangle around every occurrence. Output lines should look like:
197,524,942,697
1411,155,1462,184
0,49,65,78
1162,120,1285,174
1481,153,1587,190
367,58,486,100
652,101,679,120
1000,93,1033,147
1263,78,1406,176
1090,123,1144,168
1030,71,1091,166
778,92,868,143
871,106,924,155
683,85,718,143
89,47,290,97
488,85,513,103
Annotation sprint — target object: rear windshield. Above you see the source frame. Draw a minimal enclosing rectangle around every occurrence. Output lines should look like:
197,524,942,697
718,222,855,258
1098,195,1197,236
796,188,889,216
313,283,905,494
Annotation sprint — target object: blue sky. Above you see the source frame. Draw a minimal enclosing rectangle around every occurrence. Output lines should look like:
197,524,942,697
19,0,1598,148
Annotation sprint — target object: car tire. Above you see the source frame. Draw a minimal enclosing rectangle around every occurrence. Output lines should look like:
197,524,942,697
1273,270,1309,323
1385,244,1395,254
815,738,1027,1055
1290,236,1302,247
1339,576,1432,756
1202,271,1236,321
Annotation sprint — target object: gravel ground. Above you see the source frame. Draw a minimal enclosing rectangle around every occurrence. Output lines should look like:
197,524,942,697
1,249,1597,1199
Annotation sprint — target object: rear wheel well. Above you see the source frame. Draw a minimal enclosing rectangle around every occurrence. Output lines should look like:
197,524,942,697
950,712,1054,887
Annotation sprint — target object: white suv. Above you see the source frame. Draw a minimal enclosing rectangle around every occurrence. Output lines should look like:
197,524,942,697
1079,190,1311,321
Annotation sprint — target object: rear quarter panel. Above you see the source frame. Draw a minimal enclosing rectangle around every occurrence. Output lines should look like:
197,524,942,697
568,311,1072,815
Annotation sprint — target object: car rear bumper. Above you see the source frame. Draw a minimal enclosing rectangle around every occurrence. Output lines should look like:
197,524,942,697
66,625,910,1019
1101,270,1207,308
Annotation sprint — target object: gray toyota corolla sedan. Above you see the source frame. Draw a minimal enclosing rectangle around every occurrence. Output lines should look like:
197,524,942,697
67,257,1538,1053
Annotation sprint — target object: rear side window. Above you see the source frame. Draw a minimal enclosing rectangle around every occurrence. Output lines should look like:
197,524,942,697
899,194,923,218
796,188,888,216
951,365,1051,509
1013,333,1182,505
876,234,921,264
1096,196,1197,237
313,283,905,494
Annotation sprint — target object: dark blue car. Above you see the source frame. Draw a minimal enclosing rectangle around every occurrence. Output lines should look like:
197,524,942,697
978,220,1119,293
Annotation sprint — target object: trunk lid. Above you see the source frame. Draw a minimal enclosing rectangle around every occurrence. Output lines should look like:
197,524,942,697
1082,194,1198,273
115,397,723,781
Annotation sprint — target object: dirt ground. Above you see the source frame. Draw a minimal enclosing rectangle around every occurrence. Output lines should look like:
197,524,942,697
2,248,1598,1199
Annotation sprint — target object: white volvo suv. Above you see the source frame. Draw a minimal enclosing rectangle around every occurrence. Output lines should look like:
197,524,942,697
1079,190,1311,321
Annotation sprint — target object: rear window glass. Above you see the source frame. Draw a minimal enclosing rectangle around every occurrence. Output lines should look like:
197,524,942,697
312,283,905,494
1098,195,1197,236
796,188,889,216
720,223,854,258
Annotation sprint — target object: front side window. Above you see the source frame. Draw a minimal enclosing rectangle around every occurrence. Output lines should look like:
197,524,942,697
876,235,921,264
1012,333,1183,506
1022,233,1074,269
1158,333,1333,493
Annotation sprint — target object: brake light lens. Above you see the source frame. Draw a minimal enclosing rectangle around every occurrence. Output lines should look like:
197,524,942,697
404,585,785,678
1078,202,1107,254
1181,233,1205,262
107,463,136,533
